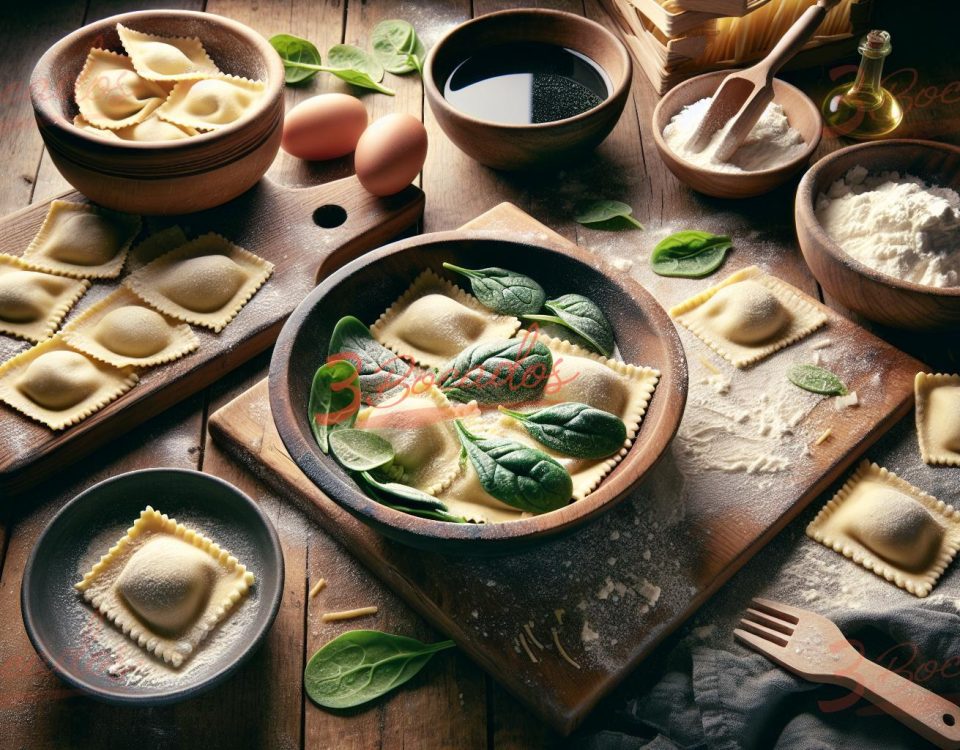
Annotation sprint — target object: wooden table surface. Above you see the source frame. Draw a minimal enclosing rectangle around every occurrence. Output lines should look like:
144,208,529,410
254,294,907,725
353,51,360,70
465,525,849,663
0,1,956,749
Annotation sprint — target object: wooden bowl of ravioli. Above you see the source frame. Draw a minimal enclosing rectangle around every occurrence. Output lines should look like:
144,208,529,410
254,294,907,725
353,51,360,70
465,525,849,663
269,232,688,556
30,10,285,215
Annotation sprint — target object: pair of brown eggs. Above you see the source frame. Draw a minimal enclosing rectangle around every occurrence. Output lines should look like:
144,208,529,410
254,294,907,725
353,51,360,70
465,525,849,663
281,93,428,197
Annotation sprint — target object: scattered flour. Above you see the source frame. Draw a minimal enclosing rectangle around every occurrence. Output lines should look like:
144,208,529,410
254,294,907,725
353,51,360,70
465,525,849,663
816,166,960,287
663,96,807,173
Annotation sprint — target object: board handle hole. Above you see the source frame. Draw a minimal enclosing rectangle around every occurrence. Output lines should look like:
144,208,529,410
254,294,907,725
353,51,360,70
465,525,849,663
313,204,347,229
944,713,956,726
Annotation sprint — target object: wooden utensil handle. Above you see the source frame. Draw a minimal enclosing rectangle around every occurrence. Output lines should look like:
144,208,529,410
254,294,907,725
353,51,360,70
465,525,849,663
760,0,840,79
851,658,960,749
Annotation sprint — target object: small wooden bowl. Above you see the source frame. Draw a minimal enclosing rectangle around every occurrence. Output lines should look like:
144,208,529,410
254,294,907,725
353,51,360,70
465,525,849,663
30,10,285,215
652,71,821,198
423,9,632,171
796,139,960,330
268,231,687,556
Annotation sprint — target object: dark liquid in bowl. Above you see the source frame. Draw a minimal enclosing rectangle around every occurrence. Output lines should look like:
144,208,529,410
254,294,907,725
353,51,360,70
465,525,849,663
443,42,611,124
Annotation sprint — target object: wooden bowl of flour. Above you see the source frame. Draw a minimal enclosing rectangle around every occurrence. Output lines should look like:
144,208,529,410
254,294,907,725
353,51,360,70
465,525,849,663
652,70,821,199
796,140,960,330
30,10,285,215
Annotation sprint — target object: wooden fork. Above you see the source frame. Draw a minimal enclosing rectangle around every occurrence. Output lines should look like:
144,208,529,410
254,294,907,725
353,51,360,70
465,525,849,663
685,0,840,162
735,598,960,749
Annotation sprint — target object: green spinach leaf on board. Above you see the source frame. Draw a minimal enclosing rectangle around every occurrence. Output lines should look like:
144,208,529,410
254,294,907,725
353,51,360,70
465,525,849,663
326,44,395,95
788,364,848,396
523,293,614,357
441,262,546,315
372,19,426,75
499,402,627,459
328,316,416,405
438,338,553,404
574,199,644,230
304,630,456,709
308,360,361,453
269,34,323,84
329,429,395,472
454,421,572,513
650,231,733,278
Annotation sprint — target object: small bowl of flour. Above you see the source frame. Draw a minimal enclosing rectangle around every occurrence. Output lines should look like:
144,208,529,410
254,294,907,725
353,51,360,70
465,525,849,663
796,139,960,330
652,70,821,198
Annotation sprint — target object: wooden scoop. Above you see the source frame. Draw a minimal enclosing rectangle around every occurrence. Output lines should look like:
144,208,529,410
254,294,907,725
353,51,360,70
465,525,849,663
686,0,840,162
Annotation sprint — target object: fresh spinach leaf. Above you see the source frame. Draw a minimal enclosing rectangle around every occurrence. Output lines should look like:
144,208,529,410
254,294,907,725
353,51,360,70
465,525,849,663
326,44,395,95
305,630,456,709
441,262,545,316
269,34,323,84
359,470,449,512
372,19,426,75
328,316,416,405
498,402,627,459
574,199,644,230
329,429,395,471
787,364,848,396
523,293,614,357
650,231,732,278
438,338,553,405
454,421,572,514
308,360,361,453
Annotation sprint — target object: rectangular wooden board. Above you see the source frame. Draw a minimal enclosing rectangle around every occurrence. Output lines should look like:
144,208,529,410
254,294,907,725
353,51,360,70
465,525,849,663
0,177,424,494
209,202,926,735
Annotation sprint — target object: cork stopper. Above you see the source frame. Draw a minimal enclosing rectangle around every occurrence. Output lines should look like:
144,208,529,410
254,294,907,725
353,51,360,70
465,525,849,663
860,29,892,58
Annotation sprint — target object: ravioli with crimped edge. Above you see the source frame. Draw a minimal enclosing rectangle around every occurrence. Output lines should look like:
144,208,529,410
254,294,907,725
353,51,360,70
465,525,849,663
75,506,255,668
0,254,89,343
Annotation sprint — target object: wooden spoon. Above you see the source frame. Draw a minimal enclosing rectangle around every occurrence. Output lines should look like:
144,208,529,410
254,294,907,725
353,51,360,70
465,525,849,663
686,0,840,162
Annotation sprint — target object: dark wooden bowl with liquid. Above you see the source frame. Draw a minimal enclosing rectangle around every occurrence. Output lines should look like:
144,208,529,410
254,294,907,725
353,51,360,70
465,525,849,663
796,139,960,330
30,10,285,215
268,230,688,556
423,9,632,170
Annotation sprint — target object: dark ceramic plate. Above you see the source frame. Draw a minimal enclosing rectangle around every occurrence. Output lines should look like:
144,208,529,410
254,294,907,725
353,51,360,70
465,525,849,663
20,468,284,705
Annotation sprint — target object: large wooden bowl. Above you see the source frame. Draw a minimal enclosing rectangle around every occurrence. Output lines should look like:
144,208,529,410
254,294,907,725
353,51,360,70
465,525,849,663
796,139,960,330
30,10,284,215
652,71,821,198
268,231,687,555
423,9,632,171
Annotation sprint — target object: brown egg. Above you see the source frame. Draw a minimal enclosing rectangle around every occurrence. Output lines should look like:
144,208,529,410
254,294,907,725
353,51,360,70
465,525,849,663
354,113,428,197
281,93,368,161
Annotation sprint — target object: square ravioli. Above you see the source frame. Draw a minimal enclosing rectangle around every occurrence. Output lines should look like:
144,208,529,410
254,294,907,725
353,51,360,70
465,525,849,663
75,506,255,668
669,266,827,368
126,225,189,272
124,232,273,332
22,200,141,279
76,112,197,142
807,461,960,597
0,254,90,342
490,333,660,501
117,23,220,82
915,372,960,466
74,48,170,130
355,385,467,495
157,74,265,131
62,287,199,368
0,336,137,430
371,269,521,369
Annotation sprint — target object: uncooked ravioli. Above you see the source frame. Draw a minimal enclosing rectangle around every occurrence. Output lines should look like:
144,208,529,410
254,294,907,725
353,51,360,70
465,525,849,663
116,23,219,81
670,265,827,368
75,506,255,668
157,75,265,131
22,200,141,279
915,373,960,466
807,461,960,597
74,48,169,129
124,233,273,332
0,254,89,343
372,270,520,369
17,350,100,410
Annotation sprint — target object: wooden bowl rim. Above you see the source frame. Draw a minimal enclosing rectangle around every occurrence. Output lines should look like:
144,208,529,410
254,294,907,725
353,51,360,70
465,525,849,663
796,138,960,299
29,9,285,153
423,7,632,132
651,70,822,180
268,229,688,547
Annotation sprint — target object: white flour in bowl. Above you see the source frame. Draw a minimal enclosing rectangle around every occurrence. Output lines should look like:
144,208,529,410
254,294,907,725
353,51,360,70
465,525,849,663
815,166,960,287
663,96,807,173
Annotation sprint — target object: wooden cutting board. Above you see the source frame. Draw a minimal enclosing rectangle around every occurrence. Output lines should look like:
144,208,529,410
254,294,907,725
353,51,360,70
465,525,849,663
0,176,423,494
209,202,926,735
